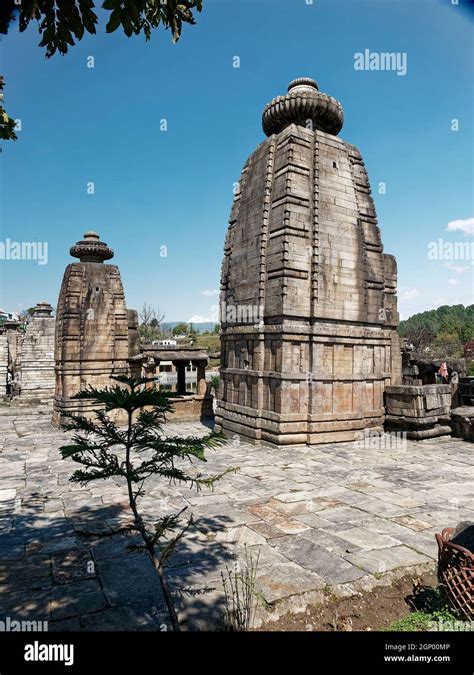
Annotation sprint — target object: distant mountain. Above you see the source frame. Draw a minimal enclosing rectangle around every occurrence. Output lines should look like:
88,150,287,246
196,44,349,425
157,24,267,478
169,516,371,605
161,321,217,334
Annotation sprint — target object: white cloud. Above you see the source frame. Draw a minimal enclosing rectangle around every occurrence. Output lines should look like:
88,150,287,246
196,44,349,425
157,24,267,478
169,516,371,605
446,217,474,236
441,262,469,274
201,289,219,297
400,287,420,301
188,314,213,323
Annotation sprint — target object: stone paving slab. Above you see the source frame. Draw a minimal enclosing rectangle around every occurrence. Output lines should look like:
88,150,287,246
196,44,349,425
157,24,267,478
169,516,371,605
0,405,473,629
345,545,432,574
256,563,324,603
271,536,366,585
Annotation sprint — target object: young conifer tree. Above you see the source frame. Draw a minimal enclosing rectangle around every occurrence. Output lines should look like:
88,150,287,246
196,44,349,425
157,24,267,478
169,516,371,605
59,375,230,631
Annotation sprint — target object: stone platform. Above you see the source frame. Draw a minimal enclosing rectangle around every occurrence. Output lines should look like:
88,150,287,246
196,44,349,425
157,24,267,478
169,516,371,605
451,406,474,443
385,384,452,439
0,405,473,630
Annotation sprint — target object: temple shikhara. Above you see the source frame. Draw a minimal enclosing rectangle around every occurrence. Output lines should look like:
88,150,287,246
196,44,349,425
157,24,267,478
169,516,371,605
52,231,140,426
215,77,402,445
52,231,213,426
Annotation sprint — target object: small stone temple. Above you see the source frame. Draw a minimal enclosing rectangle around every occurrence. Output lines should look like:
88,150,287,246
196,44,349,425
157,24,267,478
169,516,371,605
215,77,402,445
53,232,139,426
0,334,7,397
20,302,55,401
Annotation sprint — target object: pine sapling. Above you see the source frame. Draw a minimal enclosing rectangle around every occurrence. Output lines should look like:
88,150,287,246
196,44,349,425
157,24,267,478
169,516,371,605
59,375,231,631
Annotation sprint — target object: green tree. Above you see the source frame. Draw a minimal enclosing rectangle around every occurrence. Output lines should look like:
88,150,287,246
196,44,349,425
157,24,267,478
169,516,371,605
59,375,231,631
209,374,219,395
172,322,188,336
399,304,474,353
213,323,220,334
0,1,202,57
0,76,17,141
138,303,164,343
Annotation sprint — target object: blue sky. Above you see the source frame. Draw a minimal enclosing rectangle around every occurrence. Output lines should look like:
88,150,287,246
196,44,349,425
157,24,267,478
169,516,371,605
1,0,473,322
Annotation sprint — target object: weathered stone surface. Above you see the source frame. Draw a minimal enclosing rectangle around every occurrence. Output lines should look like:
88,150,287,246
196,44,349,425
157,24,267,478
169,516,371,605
49,618,81,631
384,384,452,439
20,302,55,401
0,588,51,620
0,334,8,397
98,556,165,607
391,515,432,532
247,520,289,539
300,527,362,556
52,548,95,584
1,407,472,629
0,554,51,584
53,232,139,426
256,562,324,603
328,527,400,550
216,77,401,446
50,579,106,620
451,406,474,442
0,321,24,398
214,525,267,547
80,605,166,631
272,535,365,584
345,545,431,574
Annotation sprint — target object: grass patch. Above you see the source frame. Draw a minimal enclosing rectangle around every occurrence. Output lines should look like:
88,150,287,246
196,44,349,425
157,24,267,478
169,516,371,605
195,334,220,352
383,587,458,632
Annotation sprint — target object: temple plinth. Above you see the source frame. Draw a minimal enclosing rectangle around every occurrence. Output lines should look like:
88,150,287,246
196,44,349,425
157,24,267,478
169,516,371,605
215,77,402,446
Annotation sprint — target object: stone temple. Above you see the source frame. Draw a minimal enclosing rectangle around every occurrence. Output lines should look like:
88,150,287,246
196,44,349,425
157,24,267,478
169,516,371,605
20,301,55,401
215,77,402,446
53,231,139,426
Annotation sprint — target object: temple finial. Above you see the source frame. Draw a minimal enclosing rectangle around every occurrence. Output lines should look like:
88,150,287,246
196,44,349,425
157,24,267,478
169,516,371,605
70,231,114,263
262,76,344,137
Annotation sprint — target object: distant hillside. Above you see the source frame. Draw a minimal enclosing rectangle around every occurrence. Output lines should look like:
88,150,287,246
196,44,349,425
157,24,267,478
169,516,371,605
161,321,217,334
398,304,474,352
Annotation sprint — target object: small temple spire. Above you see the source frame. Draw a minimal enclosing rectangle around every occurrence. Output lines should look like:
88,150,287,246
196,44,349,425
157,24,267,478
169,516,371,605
31,302,54,317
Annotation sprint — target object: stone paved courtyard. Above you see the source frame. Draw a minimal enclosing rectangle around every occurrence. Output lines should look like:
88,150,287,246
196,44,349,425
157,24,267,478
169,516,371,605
1,404,473,630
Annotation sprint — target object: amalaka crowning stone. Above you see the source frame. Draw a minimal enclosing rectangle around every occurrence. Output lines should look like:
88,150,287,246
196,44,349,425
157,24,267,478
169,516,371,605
53,232,139,426
69,231,114,263
215,77,402,446
262,77,344,137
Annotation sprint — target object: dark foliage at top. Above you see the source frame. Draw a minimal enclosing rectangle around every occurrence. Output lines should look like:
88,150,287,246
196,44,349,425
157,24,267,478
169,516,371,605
0,0,202,58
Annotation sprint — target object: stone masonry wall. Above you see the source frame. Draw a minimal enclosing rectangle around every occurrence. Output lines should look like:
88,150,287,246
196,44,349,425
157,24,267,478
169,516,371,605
0,335,8,397
20,316,55,401
385,384,452,439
